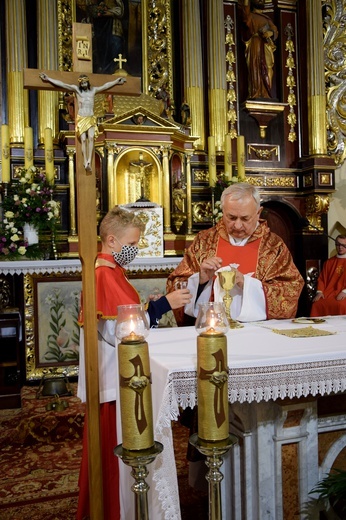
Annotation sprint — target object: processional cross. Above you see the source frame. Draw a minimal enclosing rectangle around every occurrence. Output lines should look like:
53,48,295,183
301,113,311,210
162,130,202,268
24,23,141,520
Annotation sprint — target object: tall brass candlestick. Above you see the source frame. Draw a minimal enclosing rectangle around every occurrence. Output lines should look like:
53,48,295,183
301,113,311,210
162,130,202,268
24,126,34,170
224,134,232,180
237,135,245,180
197,330,229,442
208,136,217,186
44,127,54,184
1,124,10,183
118,335,154,451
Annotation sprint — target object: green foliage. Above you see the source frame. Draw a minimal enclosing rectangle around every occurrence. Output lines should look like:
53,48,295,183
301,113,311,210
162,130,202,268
310,469,346,516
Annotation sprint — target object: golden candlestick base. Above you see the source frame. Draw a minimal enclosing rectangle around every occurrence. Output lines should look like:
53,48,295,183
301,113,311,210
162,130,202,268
189,433,238,520
114,441,163,520
217,271,243,329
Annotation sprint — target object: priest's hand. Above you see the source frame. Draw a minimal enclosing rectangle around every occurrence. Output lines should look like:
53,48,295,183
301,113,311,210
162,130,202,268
166,288,192,309
336,291,346,301
199,256,223,284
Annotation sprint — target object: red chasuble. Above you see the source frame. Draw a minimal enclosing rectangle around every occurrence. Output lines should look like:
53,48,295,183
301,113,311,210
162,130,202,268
167,219,304,325
217,236,260,273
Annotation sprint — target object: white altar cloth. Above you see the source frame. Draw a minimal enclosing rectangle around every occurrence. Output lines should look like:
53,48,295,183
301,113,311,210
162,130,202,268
139,316,346,519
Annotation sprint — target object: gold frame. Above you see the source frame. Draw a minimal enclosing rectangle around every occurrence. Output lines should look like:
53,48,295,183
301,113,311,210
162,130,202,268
57,0,174,98
24,272,81,381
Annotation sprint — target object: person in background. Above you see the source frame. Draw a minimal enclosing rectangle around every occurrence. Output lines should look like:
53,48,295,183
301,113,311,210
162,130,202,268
310,234,346,317
167,182,304,326
77,206,191,520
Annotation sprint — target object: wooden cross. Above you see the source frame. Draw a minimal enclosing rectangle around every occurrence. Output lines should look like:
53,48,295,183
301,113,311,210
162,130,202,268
24,23,141,520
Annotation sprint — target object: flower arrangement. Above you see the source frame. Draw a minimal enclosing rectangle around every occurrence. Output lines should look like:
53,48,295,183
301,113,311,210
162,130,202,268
0,166,59,260
213,174,240,223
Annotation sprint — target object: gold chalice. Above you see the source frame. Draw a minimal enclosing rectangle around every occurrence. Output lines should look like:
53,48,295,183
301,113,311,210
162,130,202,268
217,270,243,329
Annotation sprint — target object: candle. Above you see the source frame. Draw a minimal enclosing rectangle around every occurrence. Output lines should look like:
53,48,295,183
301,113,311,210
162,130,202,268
1,124,10,183
24,126,34,170
197,330,229,442
118,336,154,451
44,128,54,184
224,134,232,180
208,136,217,186
237,135,245,180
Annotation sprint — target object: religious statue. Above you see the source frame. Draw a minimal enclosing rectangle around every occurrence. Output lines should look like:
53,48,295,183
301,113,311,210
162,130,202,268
172,181,186,214
129,154,153,201
240,0,278,99
155,83,173,119
39,72,126,171
180,100,191,126
63,92,75,122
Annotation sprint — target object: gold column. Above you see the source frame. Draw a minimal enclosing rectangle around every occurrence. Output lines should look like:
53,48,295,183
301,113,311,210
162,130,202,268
207,0,227,152
5,0,29,143
182,0,205,150
162,146,171,233
106,143,116,209
67,147,77,236
186,152,193,235
306,0,327,155
37,0,59,144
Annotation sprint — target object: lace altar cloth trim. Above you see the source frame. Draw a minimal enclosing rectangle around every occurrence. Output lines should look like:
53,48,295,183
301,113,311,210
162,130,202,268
0,260,81,275
164,358,346,410
0,258,181,275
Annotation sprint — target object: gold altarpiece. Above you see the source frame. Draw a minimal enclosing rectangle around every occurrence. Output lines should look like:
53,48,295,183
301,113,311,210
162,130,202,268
2,0,346,310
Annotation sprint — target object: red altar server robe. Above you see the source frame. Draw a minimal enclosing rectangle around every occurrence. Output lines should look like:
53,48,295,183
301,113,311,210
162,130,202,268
310,256,346,317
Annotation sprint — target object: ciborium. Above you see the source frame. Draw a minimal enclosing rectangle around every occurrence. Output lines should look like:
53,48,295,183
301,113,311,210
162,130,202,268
217,270,243,329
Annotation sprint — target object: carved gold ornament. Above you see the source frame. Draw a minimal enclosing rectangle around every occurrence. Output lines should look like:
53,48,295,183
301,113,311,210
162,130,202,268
324,0,346,164
284,23,297,143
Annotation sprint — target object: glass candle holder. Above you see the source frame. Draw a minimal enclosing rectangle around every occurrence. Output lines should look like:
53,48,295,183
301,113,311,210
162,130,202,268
116,304,149,343
195,301,229,336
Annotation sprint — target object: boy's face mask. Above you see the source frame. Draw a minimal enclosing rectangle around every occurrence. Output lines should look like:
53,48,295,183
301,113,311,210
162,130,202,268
111,236,138,266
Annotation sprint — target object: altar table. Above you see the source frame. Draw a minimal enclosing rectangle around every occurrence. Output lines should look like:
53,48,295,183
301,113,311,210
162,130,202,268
120,317,346,520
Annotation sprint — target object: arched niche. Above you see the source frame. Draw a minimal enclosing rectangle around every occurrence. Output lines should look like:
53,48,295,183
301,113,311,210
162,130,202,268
113,148,162,205
260,198,302,258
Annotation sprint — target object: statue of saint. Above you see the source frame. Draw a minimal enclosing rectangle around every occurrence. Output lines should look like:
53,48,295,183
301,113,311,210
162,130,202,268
240,0,278,99
172,181,186,214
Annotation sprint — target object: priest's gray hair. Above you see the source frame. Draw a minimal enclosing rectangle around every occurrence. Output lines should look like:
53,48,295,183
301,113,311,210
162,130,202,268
220,182,261,210
99,206,145,242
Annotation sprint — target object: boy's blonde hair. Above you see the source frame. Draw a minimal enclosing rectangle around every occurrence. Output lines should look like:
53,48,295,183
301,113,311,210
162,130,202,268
99,206,145,242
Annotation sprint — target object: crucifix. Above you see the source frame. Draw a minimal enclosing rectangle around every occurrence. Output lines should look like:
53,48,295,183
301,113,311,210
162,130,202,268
24,22,141,520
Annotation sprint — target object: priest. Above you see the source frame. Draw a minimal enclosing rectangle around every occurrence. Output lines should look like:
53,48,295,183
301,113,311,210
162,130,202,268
167,182,304,326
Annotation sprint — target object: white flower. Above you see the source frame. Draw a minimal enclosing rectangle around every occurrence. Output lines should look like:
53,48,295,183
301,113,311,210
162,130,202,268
5,210,14,219
13,194,19,201
10,233,20,242
18,246,27,255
